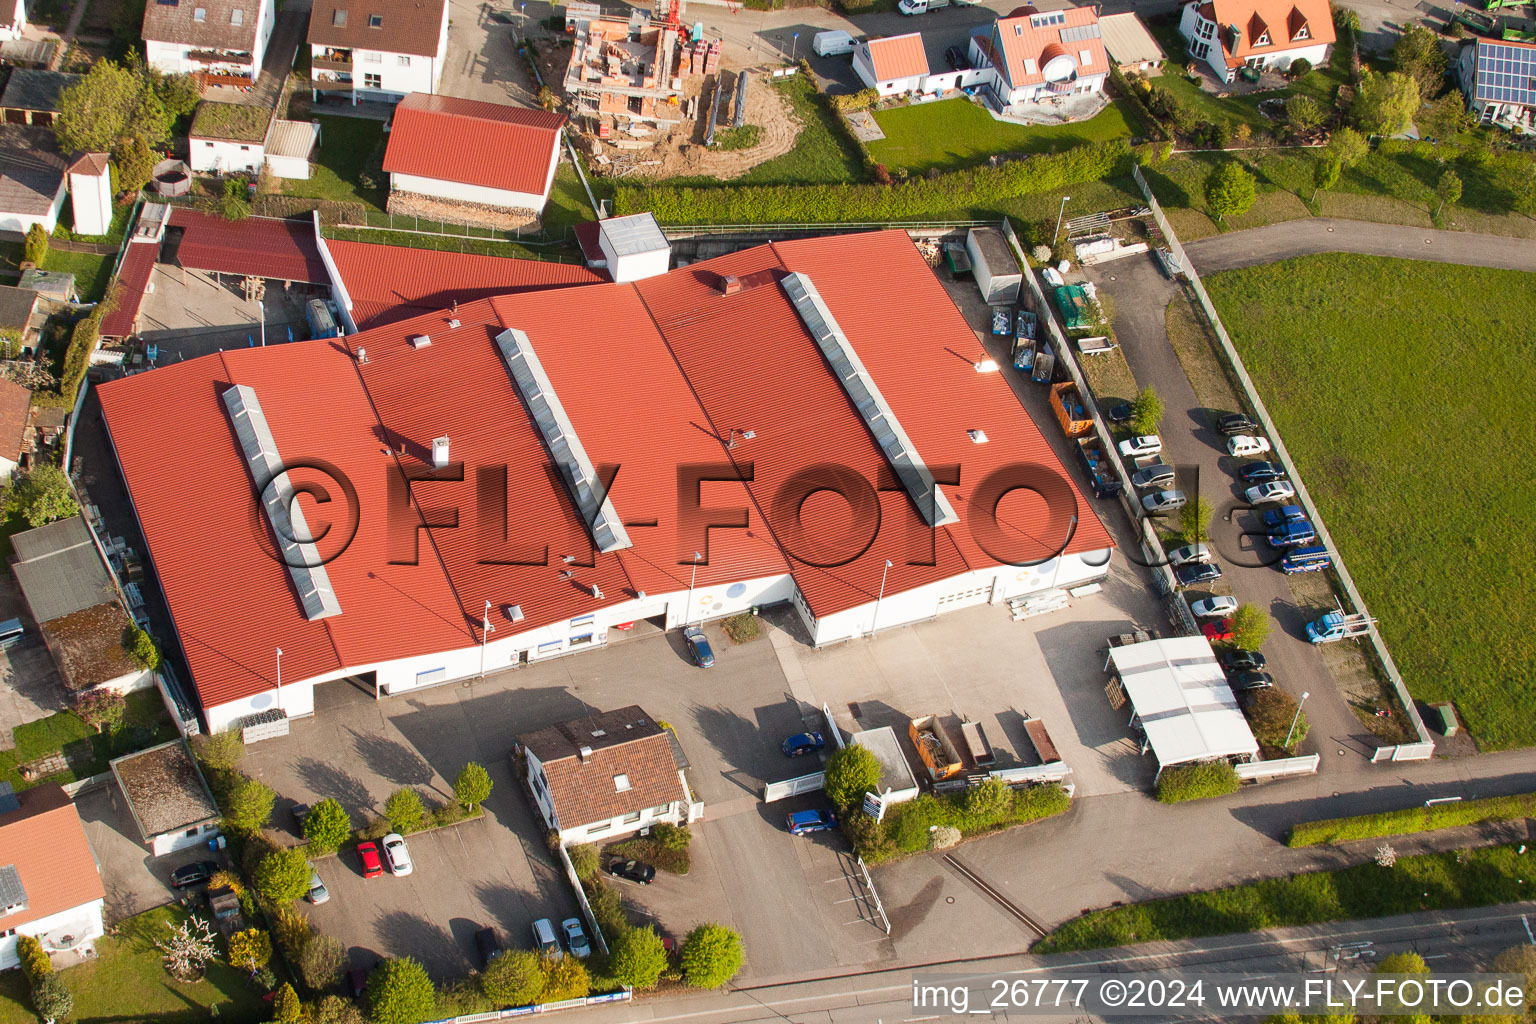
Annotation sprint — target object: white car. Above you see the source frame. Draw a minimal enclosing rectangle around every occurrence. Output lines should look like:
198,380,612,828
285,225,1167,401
1227,435,1272,458
382,833,413,877
1246,481,1297,504
1118,435,1162,458
1190,596,1239,618
1166,542,1210,568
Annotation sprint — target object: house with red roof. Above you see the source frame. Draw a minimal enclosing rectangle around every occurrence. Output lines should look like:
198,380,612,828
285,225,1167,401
968,5,1109,108
853,33,932,96
0,783,106,970
1178,0,1333,84
382,94,567,215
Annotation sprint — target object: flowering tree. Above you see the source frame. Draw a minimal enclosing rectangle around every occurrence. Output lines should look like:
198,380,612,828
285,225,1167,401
157,916,217,981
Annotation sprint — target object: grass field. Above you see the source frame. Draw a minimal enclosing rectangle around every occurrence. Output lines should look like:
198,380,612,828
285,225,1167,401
1035,843,1536,953
282,114,388,212
866,97,1135,174
40,249,112,303
1203,254,1536,749
0,690,177,792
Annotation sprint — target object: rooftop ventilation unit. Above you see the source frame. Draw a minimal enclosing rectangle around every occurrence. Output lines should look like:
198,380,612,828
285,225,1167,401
432,436,450,468
409,334,431,349
447,319,461,329
779,273,960,529
495,328,633,554
221,385,342,621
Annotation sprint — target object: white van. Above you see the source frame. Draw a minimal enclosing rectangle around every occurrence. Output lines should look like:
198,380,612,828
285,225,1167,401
813,30,855,56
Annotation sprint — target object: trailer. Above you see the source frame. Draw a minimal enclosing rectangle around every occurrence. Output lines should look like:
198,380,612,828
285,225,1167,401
959,721,995,769
1454,7,1499,34
908,715,963,782
966,227,1022,305
1022,717,1061,765
1050,382,1093,438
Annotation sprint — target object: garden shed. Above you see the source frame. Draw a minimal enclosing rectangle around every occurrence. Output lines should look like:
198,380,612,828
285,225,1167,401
965,226,1021,305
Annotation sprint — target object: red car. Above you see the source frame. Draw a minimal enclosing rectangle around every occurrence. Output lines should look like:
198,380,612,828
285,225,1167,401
358,841,383,879
1202,618,1234,643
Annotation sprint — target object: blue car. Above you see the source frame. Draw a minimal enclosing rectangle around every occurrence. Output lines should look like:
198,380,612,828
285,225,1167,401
786,809,838,836
1238,460,1287,484
1262,504,1307,530
682,626,714,668
781,731,825,758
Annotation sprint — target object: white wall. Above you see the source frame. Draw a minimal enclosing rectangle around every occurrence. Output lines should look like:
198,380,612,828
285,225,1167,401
525,747,687,845
852,43,930,96
68,169,112,237
0,0,27,41
0,900,106,970
265,153,311,180
0,185,65,237
190,137,264,174
390,171,550,213
0,455,16,482
604,247,670,284
150,821,220,858
98,667,155,695
347,43,443,102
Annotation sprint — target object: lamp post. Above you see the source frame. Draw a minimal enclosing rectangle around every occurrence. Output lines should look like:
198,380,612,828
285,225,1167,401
1050,513,1079,590
480,600,496,678
685,552,702,625
1053,194,1072,244
274,647,283,710
1285,690,1311,749
871,559,893,635
791,31,799,61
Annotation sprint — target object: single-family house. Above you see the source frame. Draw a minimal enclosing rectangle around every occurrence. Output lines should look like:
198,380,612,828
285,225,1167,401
0,128,66,235
1099,12,1166,74
0,782,106,970
308,0,450,105
517,705,694,847
0,377,30,480
968,5,1109,108
110,741,222,857
853,32,931,96
0,0,28,42
1459,37,1536,135
1178,0,1333,83
0,70,81,127
382,94,565,214
143,0,277,85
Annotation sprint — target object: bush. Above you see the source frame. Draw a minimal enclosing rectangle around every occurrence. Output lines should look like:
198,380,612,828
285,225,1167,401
368,958,437,1024
23,223,48,265
1155,762,1241,803
3,464,79,528
539,953,590,1001
1205,161,1256,221
384,787,426,834
1178,497,1213,544
1230,603,1271,651
1288,57,1313,80
609,926,669,989
609,823,692,874
298,933,346,991
722,612,761,644
270,902,312,959
30,974,71,1021
823,744,881,810
1130,386,1163,435
842,810,894,861
872,784,1070,862
1243,688,1309,751
223,775,275,835
830,88,879,112
194,731,245,774
303,798,352,855
227,928,272,972
75,688,126,732
583,875,628,941
680,923,745,988
1289,791,1536,847
273,983,304,1024
16,934,51,984
567,843,599,882
126,625,161,669
482,949,544,1007
453,762,493,811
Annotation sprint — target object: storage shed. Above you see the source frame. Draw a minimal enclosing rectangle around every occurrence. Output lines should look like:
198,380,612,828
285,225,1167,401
851,725,919,811
965,226,1021,305
1105,636,1258,776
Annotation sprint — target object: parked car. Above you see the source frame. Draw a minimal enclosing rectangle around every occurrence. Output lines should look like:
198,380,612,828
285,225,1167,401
382,833,412,876
1227,435,1272,457
1130,463,1175,488
289,803,310,834
1246,481,1296,504
1263,504,1308,529
169,860,219,889
682,625,715,668
1166,542,1210,567
532,918,561,958
1107,402,1134,425
1267,519,1317,548
1230,670,1274,692
1190,595,1239,618
607,859,656,885
944,44,967,69
1174,562,1223,588
562,918,592,959
1201,618,1234,643
1220,649,1267,674
1118,434,1162,458
781,731,825,757
1218,412,1259,436
347,967,368,999
306,867,330,905
1141,489,1187,513
787,809,839,836
475,927,505,966
358,840,383,879
1237,461,1287,484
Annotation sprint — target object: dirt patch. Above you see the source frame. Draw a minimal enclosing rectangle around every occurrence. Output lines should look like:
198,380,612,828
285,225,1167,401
385,191,540,232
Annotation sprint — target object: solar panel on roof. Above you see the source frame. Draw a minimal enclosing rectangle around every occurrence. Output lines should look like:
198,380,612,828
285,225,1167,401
0,782,17,816
0,865,25,911
1060,23,1101,42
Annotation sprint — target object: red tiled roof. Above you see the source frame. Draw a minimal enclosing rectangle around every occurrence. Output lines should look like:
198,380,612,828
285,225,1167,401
0,378,30,463
99,242,157,339
0,785,104,932
992,5,1110,88
864,33,930,81
1198,0,1334,60
519,705,684,829
383,94,566,196
67,153,109,177
309,0,448,58
166,208,328,283
324,239,602,330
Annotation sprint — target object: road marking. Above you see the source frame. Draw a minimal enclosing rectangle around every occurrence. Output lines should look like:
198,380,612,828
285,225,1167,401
1523,915,1533,945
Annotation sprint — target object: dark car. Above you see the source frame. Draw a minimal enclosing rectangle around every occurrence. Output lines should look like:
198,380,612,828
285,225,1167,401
781,731,825,757
1263,504,1307,529
1220,649,1267,674
607,859,656,885
1238,461,1287,484
169,860,219,889
1174,562,1223,588
786,809,838,836
289,802,310,833
475,926,505,966
1218,412,1260,436
1231,670,1274,692
1107,402,1134,425
944,44,968,69
682,625,714,668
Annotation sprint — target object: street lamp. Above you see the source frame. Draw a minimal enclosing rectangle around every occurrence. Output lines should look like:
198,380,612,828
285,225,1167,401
274,647,283,710
791,31,799,61
1050,513,1078,590
871,559,893,635
685,552,702,626
1285,690,1311,748
479,599,496,678
1053,194,1072,245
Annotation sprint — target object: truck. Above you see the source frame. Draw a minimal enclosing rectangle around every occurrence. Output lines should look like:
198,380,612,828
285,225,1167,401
899,0,973,14
1306,611,1374,644
908,715,963,781
305,298,340,340
1076,438,1123,499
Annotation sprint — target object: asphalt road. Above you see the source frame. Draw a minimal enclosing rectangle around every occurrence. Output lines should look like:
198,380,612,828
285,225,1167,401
1185,219,1536,275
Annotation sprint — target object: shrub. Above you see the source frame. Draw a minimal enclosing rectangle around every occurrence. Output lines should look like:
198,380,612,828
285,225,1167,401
3,464,79,528
722,612,761,643
303,798,351,855
1243,688,1309,751
608,926,669,990
1130,386,1163,435
218,178,251,221
1205,162,1256,221
931,825,961,849
16,934,51,984
567,843,599,881
1230,603,1271,651
1178,497,1212,544
681,923,745,988
482,949,544,1007
1284,95,1324,132
539,952,590,1001
298,933,346,991
75,688,126,732
272,983,304,1024
823,744,881,810
30,975,71,1021
842,810,894,862
453,762,493,811
830,88,878,112
194,730,245,774
223,775,275,835
23,223,48,265
126,625,161,668
384,787,426,833
1288,57,1313,79
227,928,272,972
368,958,437,1024
269,902,311,957
583,876,628,941
1155,762,1241,803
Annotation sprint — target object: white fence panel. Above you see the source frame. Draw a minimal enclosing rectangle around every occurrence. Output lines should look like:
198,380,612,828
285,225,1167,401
763,771,825,802
1235,755,1320,781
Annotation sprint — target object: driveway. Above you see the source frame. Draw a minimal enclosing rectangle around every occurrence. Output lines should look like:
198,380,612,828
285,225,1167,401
439,0,542,106
1184,218,1536,275
0,576,67,749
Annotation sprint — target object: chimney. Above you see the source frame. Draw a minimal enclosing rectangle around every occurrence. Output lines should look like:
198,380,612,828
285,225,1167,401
719,274,742,296
578,745,593,761
432,436,450,468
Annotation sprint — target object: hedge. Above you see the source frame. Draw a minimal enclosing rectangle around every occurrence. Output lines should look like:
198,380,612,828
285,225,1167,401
56,285,119,406
1288,791,1536,848
1155,762,1241,803
16,934,50,984
614,140,1133,224
848,781,1070,864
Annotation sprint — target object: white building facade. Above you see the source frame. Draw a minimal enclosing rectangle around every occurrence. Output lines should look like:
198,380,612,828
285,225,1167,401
0,900,106,970
143,0,276,84
1178,0,1331,83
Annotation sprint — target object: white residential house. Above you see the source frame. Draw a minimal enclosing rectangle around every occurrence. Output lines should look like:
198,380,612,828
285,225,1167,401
142,0,276,84
0,0,29,43
853,32,932,96
1178,0,1333,84
0,783,106,970
517,706,694,847
968,5,1109,108
382,94,564,213
308,0,449,105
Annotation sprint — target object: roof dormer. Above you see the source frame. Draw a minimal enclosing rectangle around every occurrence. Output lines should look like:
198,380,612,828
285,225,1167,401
1287,6,1310,40
1248,12,1270,46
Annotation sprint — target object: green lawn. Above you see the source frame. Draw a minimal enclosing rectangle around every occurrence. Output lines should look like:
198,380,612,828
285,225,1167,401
543,162,597,242
282,114,388,212
1204,254,1536,748
1035,843,1536,953
0,905,269,1023
866,96,1135,174
40,249,112,303
0,689,178,791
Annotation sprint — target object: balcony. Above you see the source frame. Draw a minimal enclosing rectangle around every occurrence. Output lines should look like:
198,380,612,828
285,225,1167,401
312,54,353,72
312,77,355,91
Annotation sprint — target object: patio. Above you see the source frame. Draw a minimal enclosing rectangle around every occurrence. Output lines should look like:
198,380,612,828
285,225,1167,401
999,91,1110,126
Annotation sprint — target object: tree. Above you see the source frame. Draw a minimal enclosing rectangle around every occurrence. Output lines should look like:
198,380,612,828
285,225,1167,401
481,949,544,1007
1178,497,1212,543
1284,95,1323,132
218,178,251,221
75,689,126,732
539,953,590,1001
223,776,276,835
1312,155,1340,202
1230,603,1272,651
1491,944,1536,1008
1376,951,1429,975
272,982,304,1024
1417,91,1473,142
608,926,669,990
1130,386,1164,435
680,923,745,989
822,744,881,810
112,135,156,197
303,798,351,855
1350,71,1419,137
384,788,425,834
55,58,170,154
23,223,48,265
194,730,245,774
158,914,217,981
1205,162,1256,223
567,843,599,881
30,975,72,1021
228,928,272,974
453,762,492,811
1243,688,1309,750
296,933,346,991
312,996,368,1024
367,958,437,1024
127,624,161,669
153,71,202,121
4,464,80,528
1393,23,1447,100
1287,56,1312,79
1328,126,1369,169
254,846,311,904
1436,168,1462,217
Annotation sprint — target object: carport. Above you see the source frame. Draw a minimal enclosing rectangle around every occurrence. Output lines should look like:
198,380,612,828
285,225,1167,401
1105,636,1258,778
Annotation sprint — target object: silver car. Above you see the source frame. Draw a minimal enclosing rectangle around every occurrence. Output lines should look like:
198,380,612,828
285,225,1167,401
1130,463,1175,489
1141,489,1187,513
1246,481,1297,504
306,866,329,905
1166,542,1210,567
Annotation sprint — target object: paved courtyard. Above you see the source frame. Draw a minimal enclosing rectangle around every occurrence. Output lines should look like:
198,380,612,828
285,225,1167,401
439,0,543,106
0,576,67,749
134,264,315,364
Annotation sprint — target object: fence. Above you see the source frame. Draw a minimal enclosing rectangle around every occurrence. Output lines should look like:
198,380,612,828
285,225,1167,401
417,988,632,1024
555,842,611,957
1235,754,1321,781
856,855,891,935
763,771,825,802
347,209,565,243
661,219,996,239
1371,742,1437,763
1129,163,1433,754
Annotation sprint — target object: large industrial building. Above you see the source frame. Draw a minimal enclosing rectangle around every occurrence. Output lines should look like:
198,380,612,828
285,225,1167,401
97,228,1114,734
